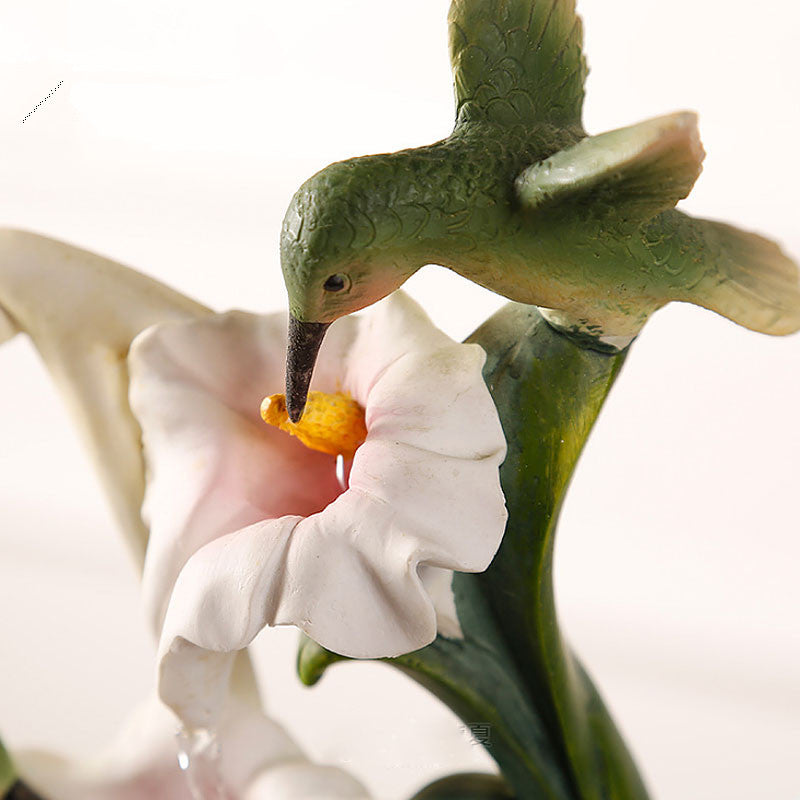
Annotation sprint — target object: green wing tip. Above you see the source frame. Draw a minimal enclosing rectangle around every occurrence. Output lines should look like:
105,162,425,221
698,221,800,336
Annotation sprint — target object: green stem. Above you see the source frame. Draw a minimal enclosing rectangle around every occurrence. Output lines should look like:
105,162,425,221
393,305,649,800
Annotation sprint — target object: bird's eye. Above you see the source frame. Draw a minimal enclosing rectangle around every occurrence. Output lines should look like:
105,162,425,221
323,273,350,293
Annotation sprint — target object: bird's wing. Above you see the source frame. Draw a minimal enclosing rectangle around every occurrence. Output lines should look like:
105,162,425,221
643,212,800,336
448,0,587,128
516,112,705,225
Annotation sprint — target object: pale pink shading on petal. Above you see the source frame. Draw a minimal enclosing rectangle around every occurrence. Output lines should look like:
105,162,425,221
359,342,504,459
141,293,507,731
340,290,461,408
129,311,359,629
14,691,368,800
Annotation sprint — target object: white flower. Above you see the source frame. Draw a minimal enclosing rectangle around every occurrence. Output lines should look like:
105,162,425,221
129,292,507,731
0,228,508,740
14,684,369,800
1,229,373,799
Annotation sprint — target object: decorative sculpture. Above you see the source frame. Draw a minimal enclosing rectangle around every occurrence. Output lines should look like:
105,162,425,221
1,1,797,799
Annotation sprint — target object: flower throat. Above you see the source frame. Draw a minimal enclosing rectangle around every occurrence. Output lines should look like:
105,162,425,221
261,391,367,460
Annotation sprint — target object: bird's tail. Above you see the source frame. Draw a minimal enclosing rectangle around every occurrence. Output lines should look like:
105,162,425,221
695,220,800,336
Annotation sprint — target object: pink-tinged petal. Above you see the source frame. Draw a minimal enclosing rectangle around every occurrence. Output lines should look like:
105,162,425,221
129,312,357,629
15,689,367,800
342,292,506,460
341,292,459,406
363,342,505,460
157,491,446,728
159,486,494,728
151,292,507,731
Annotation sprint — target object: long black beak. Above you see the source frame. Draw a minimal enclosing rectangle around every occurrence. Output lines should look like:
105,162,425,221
285,315,331,422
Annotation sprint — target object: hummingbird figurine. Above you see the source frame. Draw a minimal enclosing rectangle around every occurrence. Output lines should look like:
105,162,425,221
282,0,800,421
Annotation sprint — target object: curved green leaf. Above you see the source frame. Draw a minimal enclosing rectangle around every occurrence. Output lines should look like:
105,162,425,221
0,738,14,796
410,771,514,799
297,633,346,687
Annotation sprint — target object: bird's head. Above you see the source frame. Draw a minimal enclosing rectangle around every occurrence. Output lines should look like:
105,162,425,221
281,160,419,421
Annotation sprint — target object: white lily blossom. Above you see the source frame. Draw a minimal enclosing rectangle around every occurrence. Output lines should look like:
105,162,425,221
129,291,507,731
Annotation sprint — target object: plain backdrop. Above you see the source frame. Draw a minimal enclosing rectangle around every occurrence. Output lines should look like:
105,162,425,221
0,1,798,798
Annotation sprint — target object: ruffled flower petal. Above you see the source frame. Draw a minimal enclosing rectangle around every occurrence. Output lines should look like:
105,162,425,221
338,290,459,406
157,498,468,730
349,439,506,570
342,292,505,460
144,293,507,731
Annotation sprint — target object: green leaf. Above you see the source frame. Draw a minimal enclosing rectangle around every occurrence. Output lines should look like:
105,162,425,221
296,633,346,687
410,771,514,799
0,738,14,796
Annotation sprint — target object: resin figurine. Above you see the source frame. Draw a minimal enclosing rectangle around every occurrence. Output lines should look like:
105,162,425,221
282,0,800,420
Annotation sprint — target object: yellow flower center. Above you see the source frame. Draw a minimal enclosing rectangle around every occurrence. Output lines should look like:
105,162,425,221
260,391,367,460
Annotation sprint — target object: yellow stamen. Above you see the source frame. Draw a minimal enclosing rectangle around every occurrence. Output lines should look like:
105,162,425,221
261,391,367,460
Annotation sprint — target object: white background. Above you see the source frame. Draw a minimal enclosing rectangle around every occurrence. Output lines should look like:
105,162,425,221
0,1,798,798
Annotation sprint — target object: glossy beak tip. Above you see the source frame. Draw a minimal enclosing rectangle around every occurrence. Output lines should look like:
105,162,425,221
286,398,305,424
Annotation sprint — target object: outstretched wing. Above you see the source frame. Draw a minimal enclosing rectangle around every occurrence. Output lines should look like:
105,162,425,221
645,212,800,337
449,0,587,128
516,112,705,226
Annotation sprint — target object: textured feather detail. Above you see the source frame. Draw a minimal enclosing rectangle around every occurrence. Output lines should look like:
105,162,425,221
448,0,587,128
516,112,705,224
694,221,800,335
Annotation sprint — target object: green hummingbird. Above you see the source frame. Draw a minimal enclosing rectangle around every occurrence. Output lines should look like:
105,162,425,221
282,0,800,421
